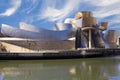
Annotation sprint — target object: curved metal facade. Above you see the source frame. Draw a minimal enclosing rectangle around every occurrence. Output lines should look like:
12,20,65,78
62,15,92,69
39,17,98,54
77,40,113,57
20,22,73,31
20,22,72,32
55,23,73,31
1,24,73,40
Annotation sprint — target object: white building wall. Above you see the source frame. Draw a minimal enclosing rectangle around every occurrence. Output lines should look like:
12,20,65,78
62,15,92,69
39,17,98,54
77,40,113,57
2,42,35,52
1,40,75,52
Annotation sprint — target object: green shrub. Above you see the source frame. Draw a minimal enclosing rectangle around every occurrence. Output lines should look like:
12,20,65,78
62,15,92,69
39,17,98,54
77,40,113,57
1,44,6,51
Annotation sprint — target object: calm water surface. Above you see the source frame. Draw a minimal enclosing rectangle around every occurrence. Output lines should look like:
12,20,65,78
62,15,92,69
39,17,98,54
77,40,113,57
0,57,120,80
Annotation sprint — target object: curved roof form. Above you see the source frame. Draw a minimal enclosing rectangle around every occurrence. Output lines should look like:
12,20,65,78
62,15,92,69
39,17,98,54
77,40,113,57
1,24,73,40
55,23,73,31
19,22,72,32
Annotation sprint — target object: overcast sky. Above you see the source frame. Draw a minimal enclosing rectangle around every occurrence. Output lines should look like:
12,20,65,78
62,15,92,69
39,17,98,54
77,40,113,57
0,0,120,30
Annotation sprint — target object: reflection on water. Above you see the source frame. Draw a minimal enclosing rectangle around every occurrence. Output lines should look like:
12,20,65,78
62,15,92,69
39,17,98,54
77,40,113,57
0,57,120,80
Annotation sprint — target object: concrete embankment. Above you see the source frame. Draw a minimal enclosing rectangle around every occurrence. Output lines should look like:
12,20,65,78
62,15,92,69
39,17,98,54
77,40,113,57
0,48,120,60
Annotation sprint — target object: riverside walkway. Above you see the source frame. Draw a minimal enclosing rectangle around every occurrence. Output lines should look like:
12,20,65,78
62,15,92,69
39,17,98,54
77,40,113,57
0,48,120,60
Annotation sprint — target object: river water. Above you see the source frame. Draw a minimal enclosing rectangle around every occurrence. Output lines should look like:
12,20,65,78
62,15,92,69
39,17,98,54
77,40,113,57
0,57,120,80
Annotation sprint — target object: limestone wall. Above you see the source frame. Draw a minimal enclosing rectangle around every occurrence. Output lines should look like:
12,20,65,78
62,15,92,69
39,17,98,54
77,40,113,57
1,40,75,52
106,30,118,48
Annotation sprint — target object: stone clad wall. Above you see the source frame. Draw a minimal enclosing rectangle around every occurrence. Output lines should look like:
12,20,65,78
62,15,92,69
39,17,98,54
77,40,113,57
1,42,34,52
1,40,75,52
106,30,118,48
82,11,96,27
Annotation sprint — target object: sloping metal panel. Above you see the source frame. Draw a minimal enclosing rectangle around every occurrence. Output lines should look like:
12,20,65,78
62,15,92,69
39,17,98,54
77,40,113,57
55,23,73,31
20,22,73,31
1,24,72,40
20,22,75,39
19,22,72,32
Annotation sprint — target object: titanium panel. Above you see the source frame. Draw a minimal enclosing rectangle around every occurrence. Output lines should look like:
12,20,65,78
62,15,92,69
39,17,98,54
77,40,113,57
1,24,72,40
